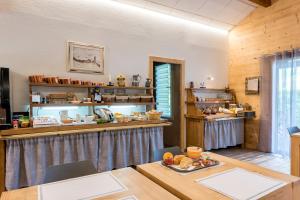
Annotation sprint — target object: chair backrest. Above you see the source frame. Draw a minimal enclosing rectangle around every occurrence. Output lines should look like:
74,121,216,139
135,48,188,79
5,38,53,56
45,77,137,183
153,146,182,162
287,126,300,136
44,160,97,184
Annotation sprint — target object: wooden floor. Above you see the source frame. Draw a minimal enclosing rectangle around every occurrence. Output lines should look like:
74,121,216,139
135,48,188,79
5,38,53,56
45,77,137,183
213,148,290,175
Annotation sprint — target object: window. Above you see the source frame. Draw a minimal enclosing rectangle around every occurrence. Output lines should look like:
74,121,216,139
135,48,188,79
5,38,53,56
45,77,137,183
154,63,172,118
272,55,300,157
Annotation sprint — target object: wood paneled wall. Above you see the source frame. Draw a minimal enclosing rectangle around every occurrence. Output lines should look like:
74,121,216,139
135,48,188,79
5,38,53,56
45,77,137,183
229,0,300,149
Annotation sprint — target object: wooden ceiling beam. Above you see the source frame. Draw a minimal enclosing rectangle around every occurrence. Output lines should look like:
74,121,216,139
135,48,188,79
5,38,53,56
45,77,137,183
247,0,272,7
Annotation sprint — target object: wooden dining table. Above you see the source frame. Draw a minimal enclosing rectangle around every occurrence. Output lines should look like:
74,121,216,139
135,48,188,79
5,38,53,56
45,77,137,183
137,153,300,200
291,133,300,176
0,167,179,200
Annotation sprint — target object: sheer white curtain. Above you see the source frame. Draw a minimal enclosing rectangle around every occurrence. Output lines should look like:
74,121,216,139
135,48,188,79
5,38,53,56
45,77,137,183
272,50,300,157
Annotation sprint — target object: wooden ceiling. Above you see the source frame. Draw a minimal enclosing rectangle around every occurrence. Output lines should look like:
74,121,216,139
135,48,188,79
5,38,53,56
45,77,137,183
248,0,272,7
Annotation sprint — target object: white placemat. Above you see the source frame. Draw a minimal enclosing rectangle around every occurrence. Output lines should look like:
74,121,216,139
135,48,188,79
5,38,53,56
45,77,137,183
196,168,286,200
38,172,127,200
119,195,138,200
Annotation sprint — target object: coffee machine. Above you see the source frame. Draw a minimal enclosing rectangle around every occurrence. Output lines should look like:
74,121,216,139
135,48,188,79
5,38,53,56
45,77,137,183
0,67,12,130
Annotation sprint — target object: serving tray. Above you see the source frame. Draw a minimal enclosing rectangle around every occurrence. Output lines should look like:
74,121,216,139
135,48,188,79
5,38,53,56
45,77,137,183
161,159,220,173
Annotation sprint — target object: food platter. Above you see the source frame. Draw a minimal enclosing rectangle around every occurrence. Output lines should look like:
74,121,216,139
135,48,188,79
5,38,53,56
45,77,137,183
161,158,220,173
162,147,220,173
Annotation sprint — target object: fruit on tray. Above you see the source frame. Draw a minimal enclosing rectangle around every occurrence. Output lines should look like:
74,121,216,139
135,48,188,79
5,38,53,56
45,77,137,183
163,152,174,165
187,146,202,159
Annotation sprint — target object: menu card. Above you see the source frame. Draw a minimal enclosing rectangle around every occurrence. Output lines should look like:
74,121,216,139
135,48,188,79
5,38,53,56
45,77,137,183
39,172,127,200
196,168,286,200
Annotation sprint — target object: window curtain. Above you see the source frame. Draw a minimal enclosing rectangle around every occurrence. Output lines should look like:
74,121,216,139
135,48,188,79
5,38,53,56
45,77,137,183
5,127,164,190
272,50,300,157
259,55,274,152
204,118,244,150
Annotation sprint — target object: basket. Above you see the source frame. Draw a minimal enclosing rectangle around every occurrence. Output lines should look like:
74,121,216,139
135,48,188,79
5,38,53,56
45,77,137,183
146,112,162,120
115,115,132,123
128,96,141,103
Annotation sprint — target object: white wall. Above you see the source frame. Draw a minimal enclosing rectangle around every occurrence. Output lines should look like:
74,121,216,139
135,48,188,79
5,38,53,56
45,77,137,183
0,0,228,112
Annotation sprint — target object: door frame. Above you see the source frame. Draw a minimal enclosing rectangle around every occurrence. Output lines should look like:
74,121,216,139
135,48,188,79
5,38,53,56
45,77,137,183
149,56,185,150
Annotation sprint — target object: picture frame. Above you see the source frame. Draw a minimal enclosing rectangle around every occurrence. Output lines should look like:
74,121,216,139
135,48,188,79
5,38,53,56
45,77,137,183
66,41,104,74
245,76,260,95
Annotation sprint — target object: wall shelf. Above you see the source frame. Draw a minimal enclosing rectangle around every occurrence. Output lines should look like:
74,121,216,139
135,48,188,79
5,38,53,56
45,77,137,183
29,82,155,116
29,83,155,90
31,102,155,107
185,101,234,105
185,88,233,93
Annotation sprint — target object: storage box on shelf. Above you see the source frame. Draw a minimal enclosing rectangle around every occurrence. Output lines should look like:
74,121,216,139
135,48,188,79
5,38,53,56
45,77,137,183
115,95,129,103
102,94,116,102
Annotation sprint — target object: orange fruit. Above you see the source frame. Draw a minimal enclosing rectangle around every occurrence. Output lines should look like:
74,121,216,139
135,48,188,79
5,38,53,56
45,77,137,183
163,152,174,160
163,152,174,165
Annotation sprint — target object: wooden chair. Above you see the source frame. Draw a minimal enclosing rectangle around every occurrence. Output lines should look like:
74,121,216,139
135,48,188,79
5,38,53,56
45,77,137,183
287,126,300,136
44,160,97,184
152,146,182,162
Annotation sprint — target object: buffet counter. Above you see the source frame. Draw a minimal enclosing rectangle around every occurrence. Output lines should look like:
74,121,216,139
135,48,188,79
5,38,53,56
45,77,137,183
0,120,171,191
0,120,170,139
204,117,244,150
186,114,244,150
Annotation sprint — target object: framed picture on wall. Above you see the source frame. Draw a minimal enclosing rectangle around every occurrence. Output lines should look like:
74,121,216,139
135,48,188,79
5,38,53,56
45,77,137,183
66,41,104,74
245,76,260,95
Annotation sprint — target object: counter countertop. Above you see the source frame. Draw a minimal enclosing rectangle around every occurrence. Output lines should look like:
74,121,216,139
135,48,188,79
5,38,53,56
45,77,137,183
185,113,244,121
291,133,300,138
0,120,171,140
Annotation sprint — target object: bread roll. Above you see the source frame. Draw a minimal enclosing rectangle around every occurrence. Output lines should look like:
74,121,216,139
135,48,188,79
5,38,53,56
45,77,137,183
180,157,193,169
173,155,185,165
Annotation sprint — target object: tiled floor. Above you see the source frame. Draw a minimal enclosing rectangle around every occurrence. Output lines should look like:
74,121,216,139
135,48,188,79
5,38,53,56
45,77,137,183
213,148,290,175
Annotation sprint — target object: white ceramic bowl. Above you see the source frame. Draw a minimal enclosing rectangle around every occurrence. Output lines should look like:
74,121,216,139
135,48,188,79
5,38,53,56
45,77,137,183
84,115,94,123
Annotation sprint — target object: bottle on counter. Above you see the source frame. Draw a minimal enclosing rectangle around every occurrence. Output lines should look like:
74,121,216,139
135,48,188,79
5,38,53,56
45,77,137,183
189,81,194,88
12,120,18,129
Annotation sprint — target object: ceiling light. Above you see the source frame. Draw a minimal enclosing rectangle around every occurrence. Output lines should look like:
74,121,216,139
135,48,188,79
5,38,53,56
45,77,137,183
94,0,228,35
